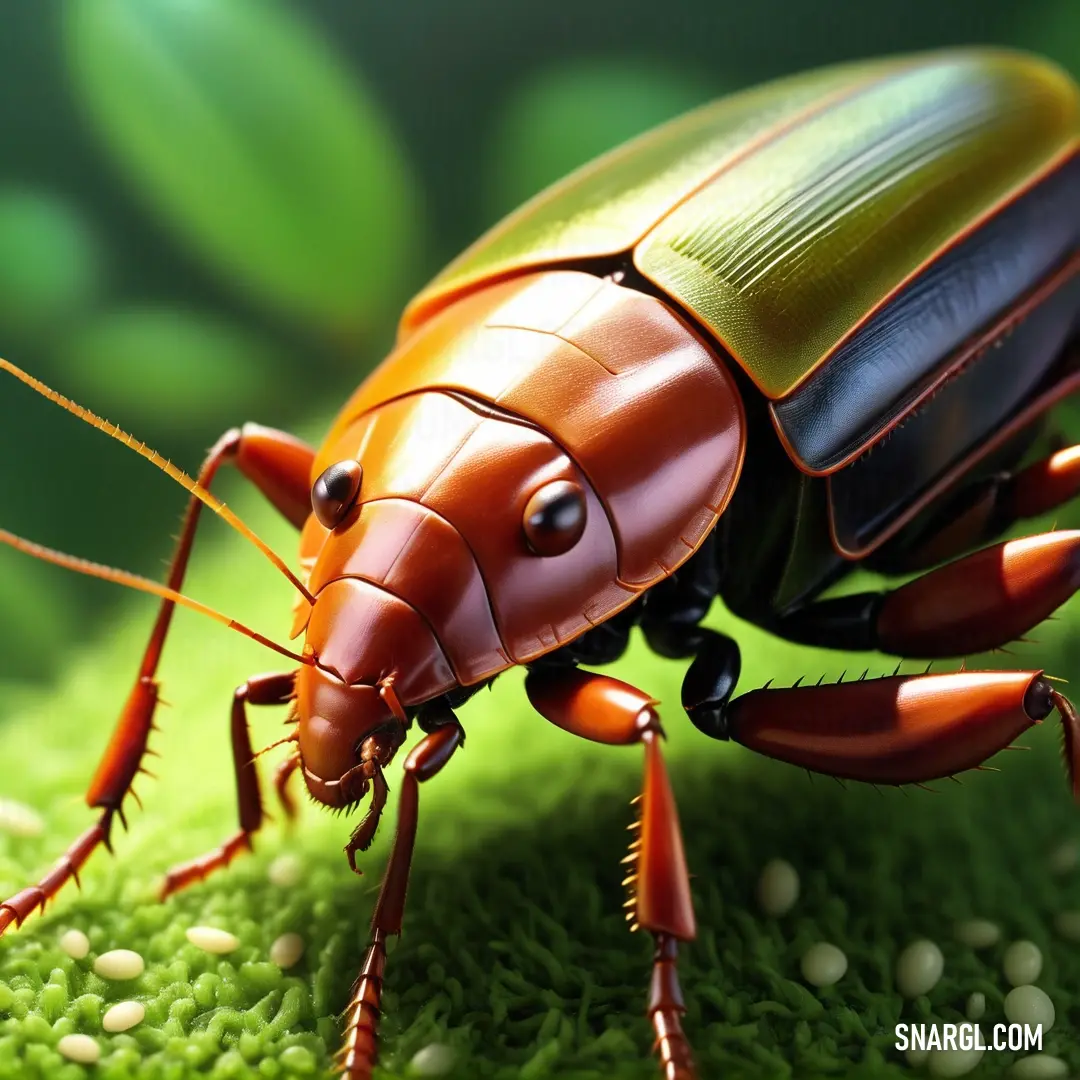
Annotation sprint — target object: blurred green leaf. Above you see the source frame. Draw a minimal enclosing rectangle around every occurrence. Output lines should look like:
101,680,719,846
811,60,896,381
58,306,286,432
64,0,420,336
485,58,717,219
1014,0,1080,80
0,554,70,681
0,190,100,342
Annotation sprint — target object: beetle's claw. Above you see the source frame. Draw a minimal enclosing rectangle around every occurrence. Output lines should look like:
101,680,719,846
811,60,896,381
1049,687,1080,801
342,766,390,874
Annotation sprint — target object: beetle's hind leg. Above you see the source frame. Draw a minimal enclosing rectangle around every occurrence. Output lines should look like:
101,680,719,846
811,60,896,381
870,441,1080,575
526,667,698,1080
768,527,1080,660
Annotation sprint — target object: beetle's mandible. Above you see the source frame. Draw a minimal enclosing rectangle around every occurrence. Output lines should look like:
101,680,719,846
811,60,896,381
2,48,1080,1080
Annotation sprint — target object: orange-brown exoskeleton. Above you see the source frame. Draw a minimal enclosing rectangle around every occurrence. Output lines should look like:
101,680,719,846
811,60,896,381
3,50,1080,1080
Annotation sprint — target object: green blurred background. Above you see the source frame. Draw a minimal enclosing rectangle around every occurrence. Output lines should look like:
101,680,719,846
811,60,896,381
0,0,1077,685
2,4,1080,1078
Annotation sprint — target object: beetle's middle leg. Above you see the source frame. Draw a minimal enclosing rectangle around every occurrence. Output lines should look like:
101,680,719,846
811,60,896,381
646,548,1080,796
0,425,314,935
159,672,296,897
526,665,698,1080
630,522,1080,797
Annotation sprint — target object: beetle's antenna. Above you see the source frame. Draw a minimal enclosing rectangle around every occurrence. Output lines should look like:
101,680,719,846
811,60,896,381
254,732,299,759
0,528,313,666
0,357,315,604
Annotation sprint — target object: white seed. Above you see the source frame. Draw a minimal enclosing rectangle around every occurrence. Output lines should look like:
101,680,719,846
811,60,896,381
1010,1054,1068,1079
906,1046,931,1068
59,929,90,960
408,1043,456,1077
0,798,44,838
896,939,944,998
954,918,1001,949
269,932,305,969
93,948,145,980
1003,941,1043,986
102,999,145,1033
756,858,799,917
966,991,986,1020
186,926,240,954
928,1042,984,1078
267,853,303,888
1048,839,1078,874
1052,910,1080,942
1004,985,1055,1032
57,1034,100,1064
800,942,847,987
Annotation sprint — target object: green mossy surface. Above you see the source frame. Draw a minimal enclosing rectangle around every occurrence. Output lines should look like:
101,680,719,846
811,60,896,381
1,489,1079,1079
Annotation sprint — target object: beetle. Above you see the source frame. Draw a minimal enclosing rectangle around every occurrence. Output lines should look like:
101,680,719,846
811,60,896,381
1,47,1080,1080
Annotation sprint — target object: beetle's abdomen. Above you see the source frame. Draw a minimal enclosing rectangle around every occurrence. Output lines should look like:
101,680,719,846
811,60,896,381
306,271,745,679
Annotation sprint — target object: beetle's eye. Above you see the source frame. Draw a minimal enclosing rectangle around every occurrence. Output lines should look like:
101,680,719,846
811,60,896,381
523,480,587,556
311,460,363,529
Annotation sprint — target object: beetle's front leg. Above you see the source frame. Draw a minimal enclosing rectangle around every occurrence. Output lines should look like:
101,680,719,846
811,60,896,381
159,672,296,897
336,708,464,1080
0,426,315,935
526,666,697,1080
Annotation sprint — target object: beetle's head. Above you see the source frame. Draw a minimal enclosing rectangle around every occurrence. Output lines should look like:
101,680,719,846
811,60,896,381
290,655,414,866
288,389,617,841
290,458,460,827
